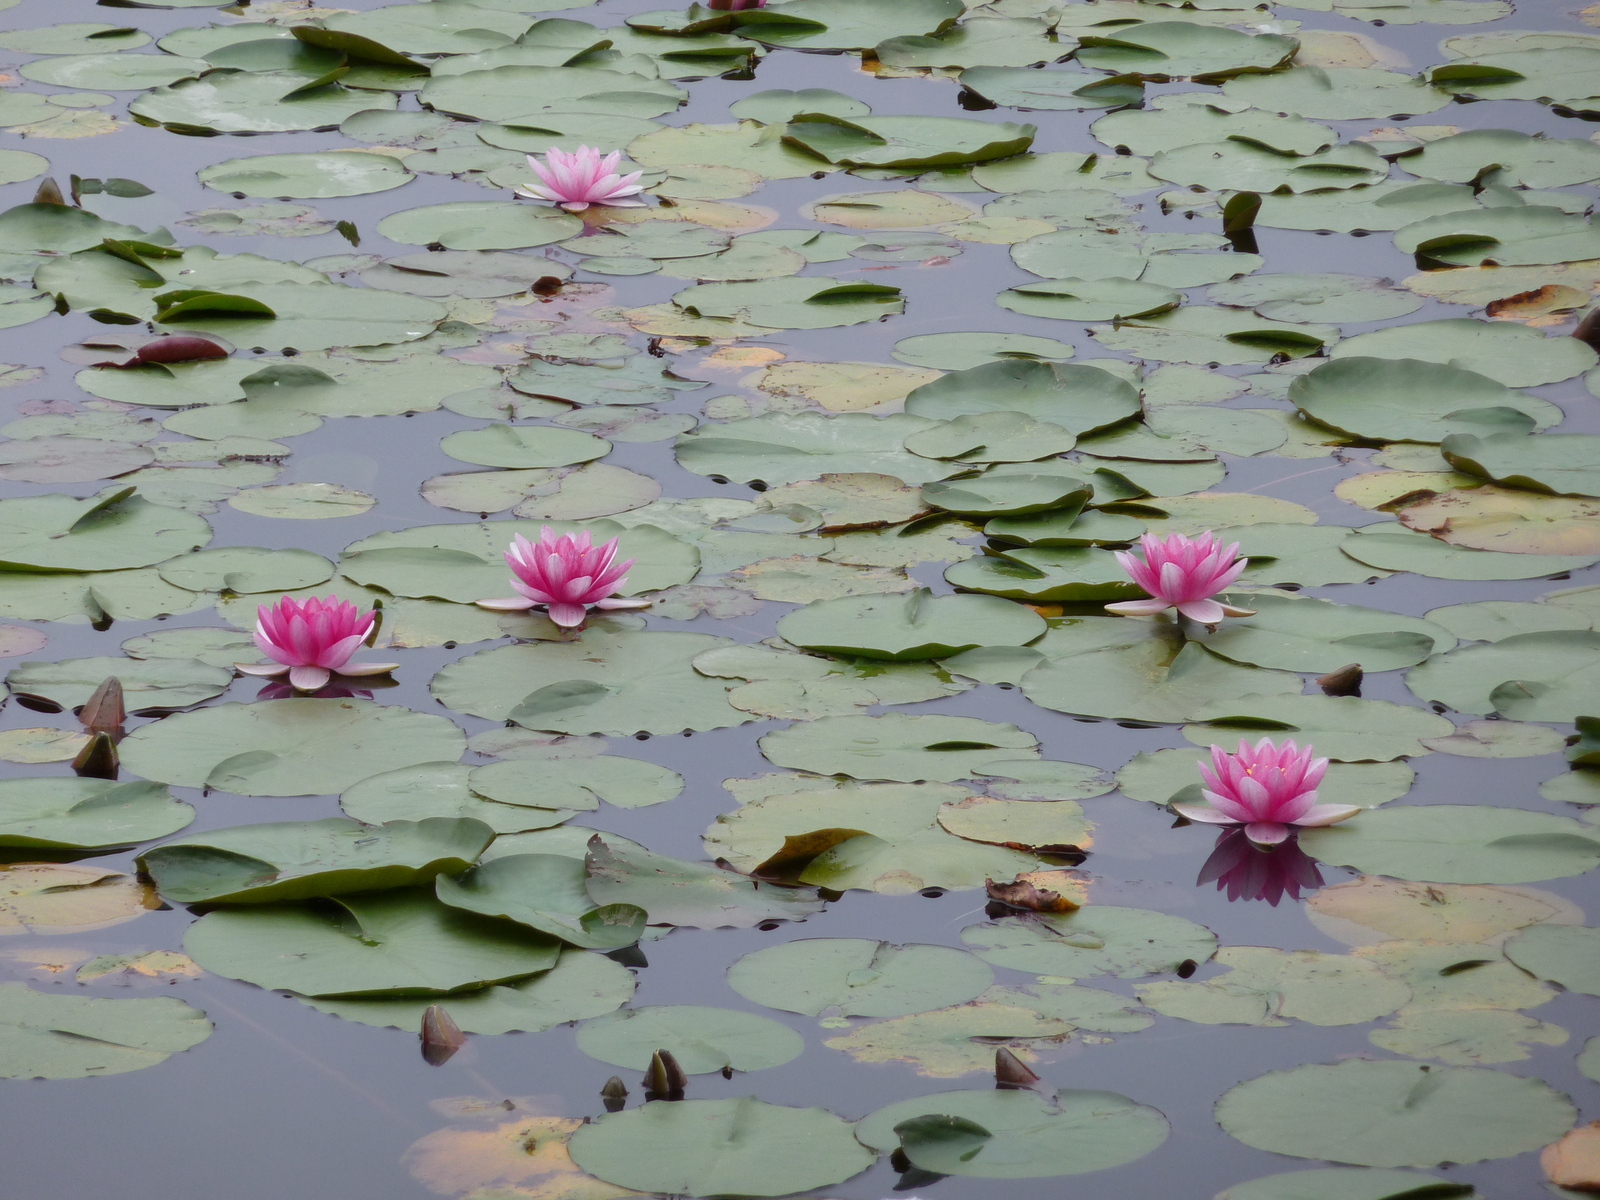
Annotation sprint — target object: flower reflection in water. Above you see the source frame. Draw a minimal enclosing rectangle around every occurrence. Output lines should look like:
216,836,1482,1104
1197,828,1325,907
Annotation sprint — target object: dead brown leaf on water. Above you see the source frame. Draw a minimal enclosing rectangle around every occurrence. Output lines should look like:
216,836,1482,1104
985,871,1087,913
1485,284,1590,322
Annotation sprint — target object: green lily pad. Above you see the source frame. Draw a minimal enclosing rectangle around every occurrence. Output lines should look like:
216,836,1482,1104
1192,593,1453,673
1406,630,1600,719
420,66,684,122
1092,94,1333,157
432,631,749,736
341,762,577,834
1091,306,1334,367
891,331,1074,372
1153,141,1387,195
962,905,1217,978
569,1098,875,1198
118,699,468,798
774,589,1045,661
727,939,993,1017
1331,319,1595,388
435,853,645,949
1138,946,1409,1028
184,887,561,998
736,0,962,51
783,114,1035,171
1504,924,1600,996
904,360,1140,436
1289,357,1557,444
1300,805,1600,884
1209,274,1423,325
1441,432,1600,498
1215,1059,1575,1166
1341,524,1600,581
672,276,904,331
959,65,1142,111
1183,693,1454,762
858,1087,1169,1178
759,713,1037,783
374,201,583,251
303,946,634,1033
131,71,395,134
1074,22,1296,81
676,412,950,488
996,276,1182,323
198,151,413,199
439,424,610,469
585,834,824,928
0,778,194,850
945,544,1140,603
577,1004,803,1073
140,817,493,906
5,654,233,714
0,488,211,571
0,984,211,1079
1221,67,1451,120
154,546,333,594
1215,1168,1480,1200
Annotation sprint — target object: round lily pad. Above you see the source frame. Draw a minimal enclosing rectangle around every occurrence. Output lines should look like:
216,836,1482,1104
0,984,210,1080
569,1099,874,1198
435,853,644,949
1503,923,1600,996
376,202,583,251
118,699,468,798
0,778,194,851
576,1004,803,1073
759,713,1037,783
1289,357,1558,444
775,590,1045,661
5,655,233,714
904,359,1140,436
1405,630,1600,720
340,763,577,834
1192,593,1455,673
0,489,211,571
1215,1059,1575,1166
198,151,414,199
1299,805,1600,884
432,631,749,736
440,424,610,469
856,1087,1169,1178
155,546,334,594
728,939,993,1017
1215,1169,1480,1200
184,888,561,998
962,905,1217,978
1330,319,1596,388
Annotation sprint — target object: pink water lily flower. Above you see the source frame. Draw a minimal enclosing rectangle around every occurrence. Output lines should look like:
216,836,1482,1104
516,146,646,212
1173,738,1361,846
477,528,651,628
1105,530,1256,625
236,596,399,693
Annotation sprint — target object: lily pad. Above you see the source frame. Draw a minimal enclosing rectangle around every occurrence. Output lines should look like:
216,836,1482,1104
0,488,211,571
1503,924,1600,996
0,778,194,851
857,1087,1169,1178
576,1004,803,1073
1215,1059,1575,1166
118,699,467,798
435,854,645,949
140,818,493,906
1331,319,1595,388
1192,593,1454,673
1183,693,1454,761
1289,357,1557,444
198,150,413,199
5,654,233,714
1405,630,1600,719
782,114,1035,171
568,1099,874,1198
676,412,950,488
727,939,993,1017
1300,805,1600,884
341,763,577,834
903,360,1141,435
586,834,823,929
775,589,1045,661
184,888,561,997
759,713,1037,783
0,984,210,1079
131,71,395,134
962,905,1217,978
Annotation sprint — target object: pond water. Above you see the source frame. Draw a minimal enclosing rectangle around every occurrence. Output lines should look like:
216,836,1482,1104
0,0,1597,1197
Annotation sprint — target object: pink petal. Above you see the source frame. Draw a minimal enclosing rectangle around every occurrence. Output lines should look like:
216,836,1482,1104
235,662,289,677
1292,804,1363,827
476,597,539,611
289,665,332,691
1172,803,1240,825
1105,598,1173,616
1244,821,1290,846
546,602,589,627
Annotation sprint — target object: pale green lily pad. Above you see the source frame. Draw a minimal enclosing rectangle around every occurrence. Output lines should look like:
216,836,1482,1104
432,631,749,736
775,589,1045,661
1092,94,1333,157
435,854,645,949
1221,67,1451,120
341,762,577,834
1183,693,1454,762
782,114,1035,171
1215,1059,1575,1166
959,65,1143,111
118,699,467,798
945,545,1140,604
857,1087,1169,1178
1504,923,1600,996
140,817,492,905
903,359,1140,435
1369,1008,1568,1066
131,72,395,134
5,654,233,714
1092,307,1334,367
569,1098,874,1199
759,713,1037,783
1331,319,1595,388
1301,806,1600,884
891,331,1074,371
155,546,333,594
1192,593,1454,673
962,905,1217,978
439,424,610,469
0,488,211,571
0,984,210,1080
1215,1168,1479,1200
584,835,824,928
727,939,993,1017
471,755,682,810
184,888,561,998
198,151,413,199
420,66,684,122
676,412,950,487
1138,947,1409,1027
376,201,583,251
1210,274,1423,325
1405,630,1600,720
577,1004,803,1073
737,0,962,50
0,778,194,850
1289,357,1557,444
303,946,634,1033
1441,432,1600,499
1341,525,1600,582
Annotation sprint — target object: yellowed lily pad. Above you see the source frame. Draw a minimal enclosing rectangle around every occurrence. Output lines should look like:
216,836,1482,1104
0,863,156,935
